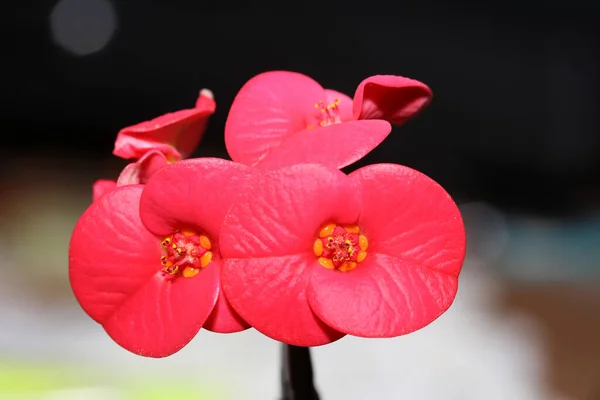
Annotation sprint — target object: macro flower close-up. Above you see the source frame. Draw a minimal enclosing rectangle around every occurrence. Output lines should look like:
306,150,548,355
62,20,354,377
69,158,251,358
224,71,432,170
218,163,466,347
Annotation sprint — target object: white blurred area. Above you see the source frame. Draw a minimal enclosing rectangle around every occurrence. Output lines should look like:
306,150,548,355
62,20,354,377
49,0,117,56
0,162,588,400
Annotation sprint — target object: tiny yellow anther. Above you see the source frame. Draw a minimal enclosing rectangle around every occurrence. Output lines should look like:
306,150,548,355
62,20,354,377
182,267,200,278
176,247,182,254
161,238,171,247
338,261,357,272
200,251,213,268
344,224,360,233
319,223,337,238
318,257,334,269
313,239,323,256
359,235,368,251
172,244,177,249
199,235,212,250
357,250,367,263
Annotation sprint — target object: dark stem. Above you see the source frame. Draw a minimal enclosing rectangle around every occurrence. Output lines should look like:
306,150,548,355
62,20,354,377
280,344,320,400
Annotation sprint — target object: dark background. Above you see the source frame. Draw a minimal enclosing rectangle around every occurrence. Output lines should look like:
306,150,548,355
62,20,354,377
6,3,599,216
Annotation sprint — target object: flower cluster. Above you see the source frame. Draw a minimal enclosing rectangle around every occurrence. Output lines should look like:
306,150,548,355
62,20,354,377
69,71,466,357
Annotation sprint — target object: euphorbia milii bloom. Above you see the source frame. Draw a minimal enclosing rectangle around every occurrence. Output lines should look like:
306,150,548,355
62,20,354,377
92,89,216,200
219,163,465,347
224,71,432,169
70,158,251,357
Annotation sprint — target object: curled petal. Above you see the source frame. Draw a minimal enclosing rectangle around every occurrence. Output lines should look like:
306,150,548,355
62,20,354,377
116,150,169,186
69,186,219,357
113,89,216,161
219,163,361,259
225,71,325,166
92,179,117,201
256,120,391,171
350,164,465,276
353,75,432,125
308,253,458,337
222,255,344,346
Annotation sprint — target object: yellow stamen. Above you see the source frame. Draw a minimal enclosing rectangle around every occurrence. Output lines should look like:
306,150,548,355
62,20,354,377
344,225,360,233
200,251,213,268
199,235,212,250
359,235,368,251
338,261,357,272
357,250,367,263
182,267,200,278
180,228,197,237
318,257,335,269
313,238,323,256
319,223,337,238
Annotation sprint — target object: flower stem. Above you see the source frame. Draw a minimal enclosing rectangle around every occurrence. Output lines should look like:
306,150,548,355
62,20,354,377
280,344,320,400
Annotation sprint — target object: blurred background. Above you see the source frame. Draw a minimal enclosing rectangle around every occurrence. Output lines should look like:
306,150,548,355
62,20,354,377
3,2,600,399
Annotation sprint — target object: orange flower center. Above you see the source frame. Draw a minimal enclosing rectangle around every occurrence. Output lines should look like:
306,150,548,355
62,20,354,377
313,223,368,272
160,228,213,278
307,98,342,129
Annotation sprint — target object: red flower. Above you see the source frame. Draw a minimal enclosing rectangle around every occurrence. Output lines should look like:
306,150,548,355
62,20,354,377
224,71,432,170
219,163,465,347
70,158,251,357
114,88,216,161
92,90,216,201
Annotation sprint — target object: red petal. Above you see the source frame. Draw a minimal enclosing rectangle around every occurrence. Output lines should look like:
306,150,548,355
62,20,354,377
222,255,344,346
225,71,325,166
308,253,457,337
203,290,250,333
350,164,465,276
69,186,219,357
113,90,216,161
255,120,391,171
139,158,251,239
92,179,117,201
219,164,361,259
116,150,169,186
324,89,354,122
352,75,433,125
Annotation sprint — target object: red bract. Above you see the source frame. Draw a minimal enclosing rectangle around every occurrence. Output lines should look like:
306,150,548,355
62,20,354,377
70,158,251,357
219,163,465,347
224,71,432,169
114,89,216,161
